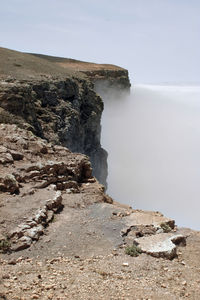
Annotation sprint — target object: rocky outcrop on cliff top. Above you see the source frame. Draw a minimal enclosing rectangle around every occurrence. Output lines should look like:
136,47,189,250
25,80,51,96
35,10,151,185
1,50,200,300
0,77,107,186
0,124,110,252
30,52,131,91
0,49,186,261
0,124,186,259
1,125,200,300
0,47,131,187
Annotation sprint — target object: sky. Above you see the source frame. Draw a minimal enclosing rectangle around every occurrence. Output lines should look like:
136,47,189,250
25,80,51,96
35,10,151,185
1,0,200,83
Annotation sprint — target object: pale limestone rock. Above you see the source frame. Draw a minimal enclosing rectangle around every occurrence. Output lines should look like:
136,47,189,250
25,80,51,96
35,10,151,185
34,208,47,223
134,233,186,259
0,152,14,164
45,191,62,211
121,211,175,236
3,174,19,194
46,210,54,223
25,225,43,240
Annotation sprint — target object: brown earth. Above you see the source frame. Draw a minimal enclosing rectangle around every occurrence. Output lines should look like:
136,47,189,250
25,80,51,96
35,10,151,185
0,47,129,84
30,53,131,90
29,53,125,71
1,230,200,300
0,124,200,300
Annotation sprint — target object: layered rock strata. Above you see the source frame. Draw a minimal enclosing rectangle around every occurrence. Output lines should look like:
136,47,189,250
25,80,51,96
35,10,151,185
0,47,131,187
0,124,185,259
0,77,107,185
0,124,109,252
30,52,131,91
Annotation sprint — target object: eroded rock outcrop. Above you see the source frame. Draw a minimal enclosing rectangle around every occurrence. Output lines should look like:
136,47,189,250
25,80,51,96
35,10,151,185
0,124,109,252
31,52,131,91
110,208,186,259
0,77,107,185
9,189,63,251
0,124,187,261
0,47,131,187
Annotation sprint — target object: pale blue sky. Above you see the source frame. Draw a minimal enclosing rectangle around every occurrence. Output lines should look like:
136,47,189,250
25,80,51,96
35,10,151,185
1,0,200,83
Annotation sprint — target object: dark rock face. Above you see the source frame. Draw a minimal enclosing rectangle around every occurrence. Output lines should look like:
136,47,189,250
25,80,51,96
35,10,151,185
0,47,131,187
0,78,108,185
83,69,131,94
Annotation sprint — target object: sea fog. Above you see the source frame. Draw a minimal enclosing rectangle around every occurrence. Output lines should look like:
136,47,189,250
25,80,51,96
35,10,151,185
101,84,200,230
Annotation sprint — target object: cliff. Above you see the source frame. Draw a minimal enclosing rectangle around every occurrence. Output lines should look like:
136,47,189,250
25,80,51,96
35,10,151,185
1,124,200,300
0,123,183,255
1,48,200,300
0,47,131,186
30,52,131,91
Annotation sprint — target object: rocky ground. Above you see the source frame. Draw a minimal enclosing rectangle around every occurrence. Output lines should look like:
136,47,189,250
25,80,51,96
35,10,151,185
0,48,200,299
0,124,200,300
1,232,200,300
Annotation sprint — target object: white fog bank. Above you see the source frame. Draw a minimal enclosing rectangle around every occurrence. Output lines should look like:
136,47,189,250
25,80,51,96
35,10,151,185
101,85,200,230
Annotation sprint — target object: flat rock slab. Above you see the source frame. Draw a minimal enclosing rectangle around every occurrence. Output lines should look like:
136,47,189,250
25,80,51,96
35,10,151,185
134,233,186,259
121,211,175,235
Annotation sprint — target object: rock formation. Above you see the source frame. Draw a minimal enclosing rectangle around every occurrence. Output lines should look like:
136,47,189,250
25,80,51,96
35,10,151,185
0,124,183,258
0,47,131,187
0,77,107,185
0,124,109,252
1,48,200,300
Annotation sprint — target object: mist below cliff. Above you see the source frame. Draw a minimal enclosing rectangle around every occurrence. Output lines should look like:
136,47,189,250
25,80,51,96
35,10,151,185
101,84,200,230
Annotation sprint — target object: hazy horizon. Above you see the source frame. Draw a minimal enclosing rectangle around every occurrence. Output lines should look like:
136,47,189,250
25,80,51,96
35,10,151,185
101,84,200,230
1,0,200,84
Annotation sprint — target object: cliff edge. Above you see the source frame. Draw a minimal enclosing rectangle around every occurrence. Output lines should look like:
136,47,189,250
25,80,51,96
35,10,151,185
0,47,131,186
1,48,200,300
0,124,200,300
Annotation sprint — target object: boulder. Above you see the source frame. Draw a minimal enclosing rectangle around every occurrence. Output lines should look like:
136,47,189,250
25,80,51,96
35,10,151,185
25,225,44,240
45,191,62,211
34,208,48,224
0,152,14,164
134,233,186,259
3,174,19,194
9,150,24,160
